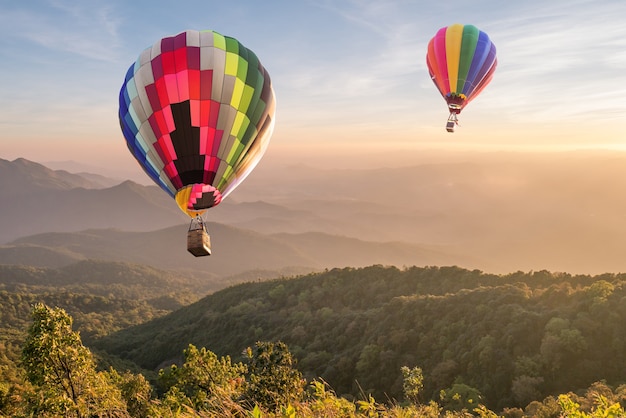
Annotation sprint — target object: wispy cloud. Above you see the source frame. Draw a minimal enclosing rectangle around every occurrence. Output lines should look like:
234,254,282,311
474,0,626,121
1,0,625,162
272,0,428,130
0,0,124,62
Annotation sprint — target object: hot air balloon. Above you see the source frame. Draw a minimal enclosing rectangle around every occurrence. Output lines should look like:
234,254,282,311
119,30,275,256
426,24,497,132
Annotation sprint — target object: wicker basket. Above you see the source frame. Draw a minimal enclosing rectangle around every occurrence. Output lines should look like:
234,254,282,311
187,228,211,257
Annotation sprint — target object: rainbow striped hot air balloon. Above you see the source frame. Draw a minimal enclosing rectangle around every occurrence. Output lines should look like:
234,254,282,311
119,30,275,256
426,24,497,132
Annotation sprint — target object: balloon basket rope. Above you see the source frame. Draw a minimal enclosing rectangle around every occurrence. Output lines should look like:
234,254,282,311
446,113,459,133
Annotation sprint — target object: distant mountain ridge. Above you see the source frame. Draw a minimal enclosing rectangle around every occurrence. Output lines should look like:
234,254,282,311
0,157,104,191
0,156,474,279
5,153,626,274
0,157,186,243
1,223,473,279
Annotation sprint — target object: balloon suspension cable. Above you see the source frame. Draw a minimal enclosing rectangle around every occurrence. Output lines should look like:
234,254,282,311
196,214,206,231
446,113,459,133
189,213,207,232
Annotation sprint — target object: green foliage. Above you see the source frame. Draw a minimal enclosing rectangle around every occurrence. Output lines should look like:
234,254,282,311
558,393,626,417
306,379,356,416
96,265,626,410
6,264,626,416
20,303,127,417
6,302,626,416
401,365,424,405
0,260,213,374
108,368,153,418
243,341,306,412
440,383,483,412
158,344,246,414
0,260,212,303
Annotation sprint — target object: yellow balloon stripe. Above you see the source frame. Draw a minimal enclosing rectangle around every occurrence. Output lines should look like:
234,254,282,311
235,112,251,139
230,112,245,140
239,84,255,114
212,31,226,50
445,24,464,93
230,78,245,109
225,51,238,76
175,185,206,217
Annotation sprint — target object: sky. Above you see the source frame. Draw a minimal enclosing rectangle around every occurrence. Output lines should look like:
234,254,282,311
1,0,625,178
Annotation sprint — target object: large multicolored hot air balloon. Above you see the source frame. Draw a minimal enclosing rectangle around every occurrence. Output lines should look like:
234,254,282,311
119,29,275,256
426,24,497,132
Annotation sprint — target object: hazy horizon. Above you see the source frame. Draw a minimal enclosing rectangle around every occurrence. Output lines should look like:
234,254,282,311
30,145,626,187
5,150,626,276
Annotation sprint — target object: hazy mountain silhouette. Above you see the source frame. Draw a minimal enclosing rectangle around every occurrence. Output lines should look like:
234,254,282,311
4,152,626,275
211,150,626,274
2,223,473,278
0,157,187,243
0,157,104,191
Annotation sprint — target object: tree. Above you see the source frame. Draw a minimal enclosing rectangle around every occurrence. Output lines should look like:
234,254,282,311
558,393,625,417
511,375,543,407
21,303,126,417
158,344,246,414
441,383,483,412
109,368,153,418
540,317,587,382
401,366,424,405
243,341,305,411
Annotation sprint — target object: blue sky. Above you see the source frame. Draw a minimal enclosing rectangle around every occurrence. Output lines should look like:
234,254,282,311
1,0,625,175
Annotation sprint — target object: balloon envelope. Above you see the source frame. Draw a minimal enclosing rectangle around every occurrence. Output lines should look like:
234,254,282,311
119,30,275,217
426,24,496,114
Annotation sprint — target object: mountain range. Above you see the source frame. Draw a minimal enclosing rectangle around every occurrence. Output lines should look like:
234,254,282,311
0,157,473,281
3,151,626,277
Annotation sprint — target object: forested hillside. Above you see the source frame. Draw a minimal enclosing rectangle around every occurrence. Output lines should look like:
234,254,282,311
3,263,626,415
0,260,218,370
95,265,626,411
2,300,625,417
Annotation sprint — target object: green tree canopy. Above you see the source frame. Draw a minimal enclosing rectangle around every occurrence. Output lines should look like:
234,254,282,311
21,303,126,417
243,341,305,411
